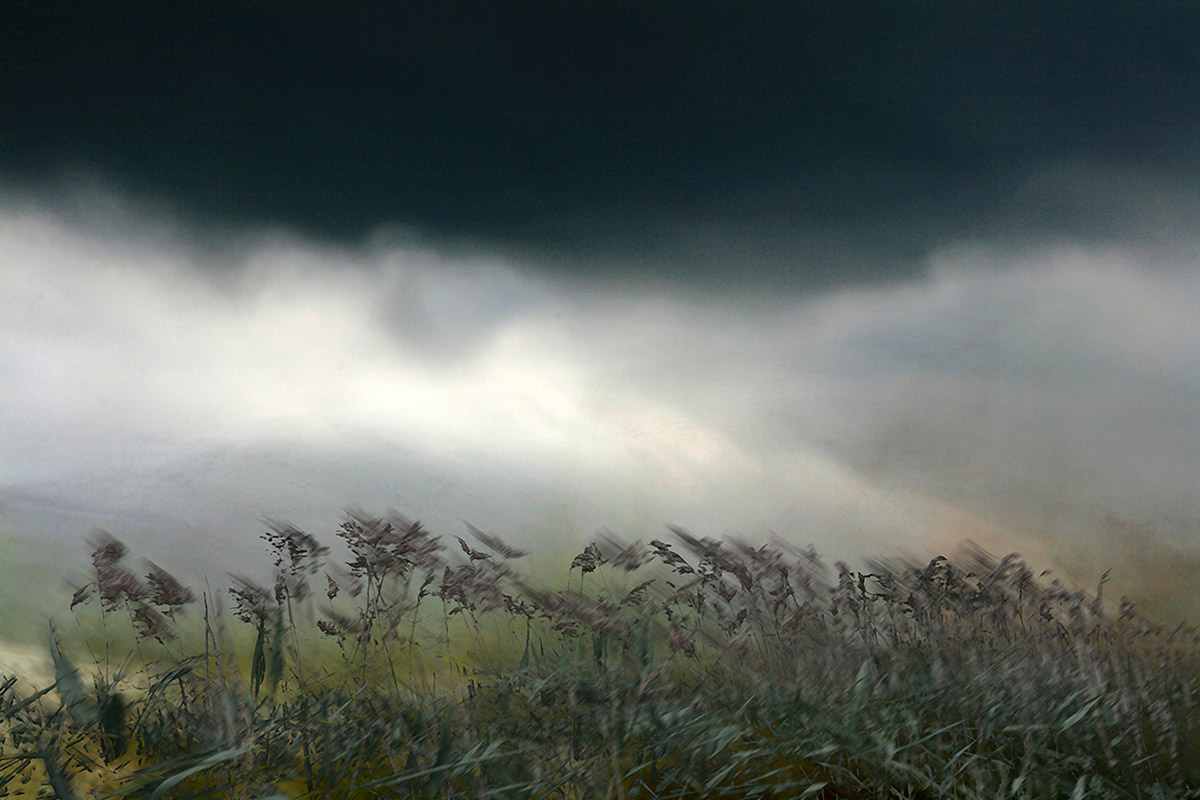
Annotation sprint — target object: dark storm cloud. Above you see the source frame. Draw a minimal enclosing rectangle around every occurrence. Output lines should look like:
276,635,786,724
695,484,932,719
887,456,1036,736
4,1,1200,283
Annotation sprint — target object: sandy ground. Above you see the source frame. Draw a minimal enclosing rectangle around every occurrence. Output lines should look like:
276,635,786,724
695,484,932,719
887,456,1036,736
0,638,172,699
0,639,54,693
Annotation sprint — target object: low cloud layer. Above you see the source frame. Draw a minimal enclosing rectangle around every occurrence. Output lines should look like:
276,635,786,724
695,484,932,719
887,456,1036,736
3,194,1197,603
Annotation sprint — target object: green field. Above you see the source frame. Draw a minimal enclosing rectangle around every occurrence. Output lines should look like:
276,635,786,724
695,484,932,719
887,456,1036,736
3,514,1198,799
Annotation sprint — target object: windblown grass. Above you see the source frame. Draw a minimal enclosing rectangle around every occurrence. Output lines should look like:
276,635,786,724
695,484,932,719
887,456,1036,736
2,513,1198,799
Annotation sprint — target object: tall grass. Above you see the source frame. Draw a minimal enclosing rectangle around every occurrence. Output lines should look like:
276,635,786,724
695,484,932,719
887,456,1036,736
2,512,1198,799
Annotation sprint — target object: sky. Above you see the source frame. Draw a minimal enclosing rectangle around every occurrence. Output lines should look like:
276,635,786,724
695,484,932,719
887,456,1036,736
1,2,1199,628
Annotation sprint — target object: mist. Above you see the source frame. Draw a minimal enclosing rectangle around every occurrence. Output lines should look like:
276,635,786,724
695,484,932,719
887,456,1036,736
2,186,1197,633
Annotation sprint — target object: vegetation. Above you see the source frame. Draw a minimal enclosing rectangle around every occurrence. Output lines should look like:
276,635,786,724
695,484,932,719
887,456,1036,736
2,512,1198,799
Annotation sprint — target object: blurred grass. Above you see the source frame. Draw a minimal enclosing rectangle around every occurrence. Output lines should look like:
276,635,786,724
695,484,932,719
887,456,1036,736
2,514,1198,799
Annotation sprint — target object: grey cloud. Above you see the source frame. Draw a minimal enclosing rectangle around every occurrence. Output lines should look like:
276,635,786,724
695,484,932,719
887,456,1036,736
529,244,1200,549
2,196,1198,629
784,252,1199,538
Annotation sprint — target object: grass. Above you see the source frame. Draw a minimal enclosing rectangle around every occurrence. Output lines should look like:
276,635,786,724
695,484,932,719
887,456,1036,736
2,512,1198,799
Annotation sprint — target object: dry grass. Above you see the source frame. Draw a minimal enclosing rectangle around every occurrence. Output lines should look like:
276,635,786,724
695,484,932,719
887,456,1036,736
2,512,1198,799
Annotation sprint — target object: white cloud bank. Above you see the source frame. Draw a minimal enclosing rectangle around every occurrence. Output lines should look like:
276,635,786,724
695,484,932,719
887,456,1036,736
2,195,1197,581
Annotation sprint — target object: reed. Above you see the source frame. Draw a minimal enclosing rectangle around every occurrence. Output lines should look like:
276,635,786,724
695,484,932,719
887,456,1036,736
2,513,1197,799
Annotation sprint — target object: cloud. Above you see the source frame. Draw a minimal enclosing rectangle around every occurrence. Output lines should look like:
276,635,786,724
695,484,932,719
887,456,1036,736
7,2,1200,282
2,194,1197,589
800,245,1200,535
